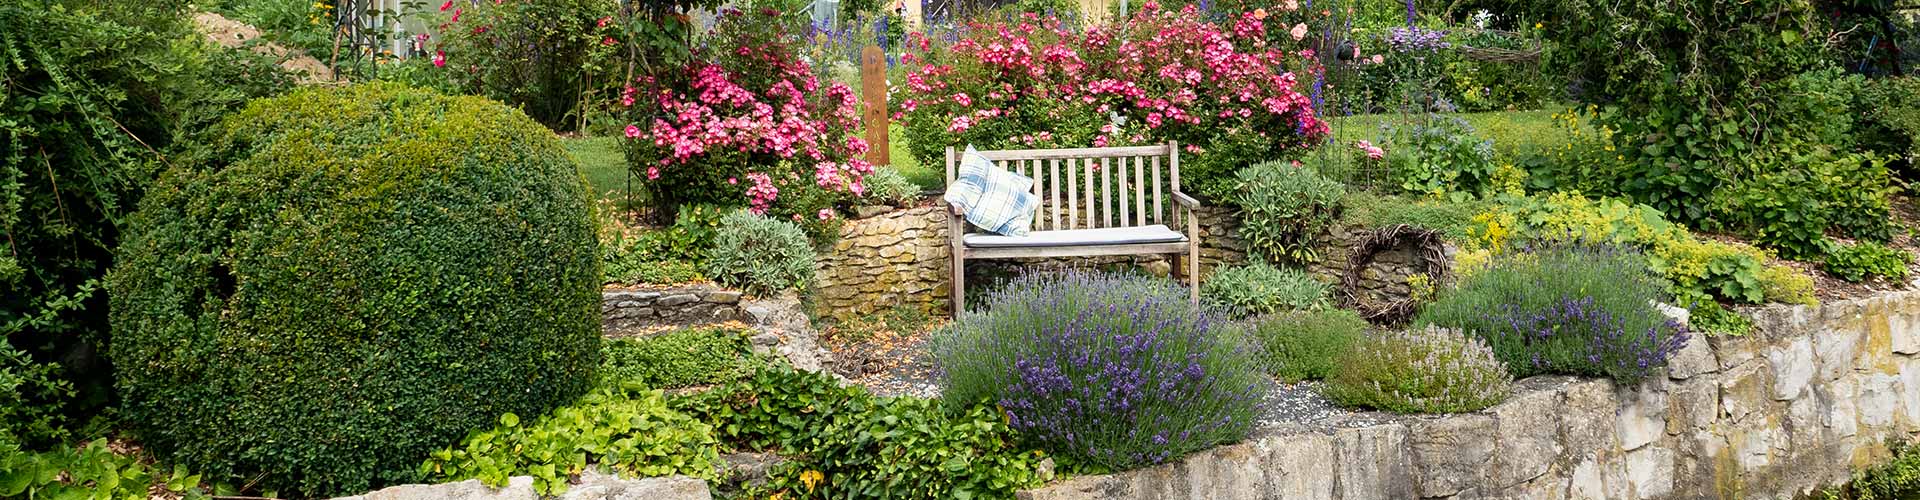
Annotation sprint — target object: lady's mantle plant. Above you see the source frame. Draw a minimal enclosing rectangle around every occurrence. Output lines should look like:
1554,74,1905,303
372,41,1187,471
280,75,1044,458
898,2,1330,199
931,270,1269,471
617,8,869,238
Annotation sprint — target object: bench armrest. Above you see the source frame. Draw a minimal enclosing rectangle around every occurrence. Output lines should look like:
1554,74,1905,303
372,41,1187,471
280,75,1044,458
1172,192,1201,209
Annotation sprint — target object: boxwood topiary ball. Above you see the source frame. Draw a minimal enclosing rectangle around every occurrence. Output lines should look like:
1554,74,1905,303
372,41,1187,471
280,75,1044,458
108,83,602,496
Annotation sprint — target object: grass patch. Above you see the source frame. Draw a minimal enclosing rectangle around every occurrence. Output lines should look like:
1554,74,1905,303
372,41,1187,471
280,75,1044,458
887,122,943,191
1328,109,1566,161
563,136,637,204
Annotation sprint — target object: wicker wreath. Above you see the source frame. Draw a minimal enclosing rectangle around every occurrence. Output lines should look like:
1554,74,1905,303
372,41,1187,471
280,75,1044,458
1338,224,1452,324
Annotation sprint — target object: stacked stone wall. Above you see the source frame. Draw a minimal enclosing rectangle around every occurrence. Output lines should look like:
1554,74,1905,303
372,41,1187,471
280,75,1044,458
1019,290,1920,499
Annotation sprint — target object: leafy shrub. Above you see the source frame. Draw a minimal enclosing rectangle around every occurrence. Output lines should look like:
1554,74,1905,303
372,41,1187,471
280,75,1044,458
862,166,922,207
1527,0,1830,224
1340,191,1487,240
680,364,1046,498
1711,148,1896,259
932,270,1270,471
758,396,1049,499
619,8,869,237
1323,325,1513,414
421,0,622,131
421,382,721,495
601,328,758,389
1386,116,1498,201
899,4,1329,200
0,0,293,443
705,211,817,295
1201,262,1329,319
1,438,211,499
1825,241,1913,283
109,83,603,496
1234,161,1344,264
1761,264,1818,306
602,204,724,285
1856,77,1920,170
1420,245,1690,383
1251,309,1370,383
1459,192,1787,306
1686,299,1755,337
1822,438,1920,500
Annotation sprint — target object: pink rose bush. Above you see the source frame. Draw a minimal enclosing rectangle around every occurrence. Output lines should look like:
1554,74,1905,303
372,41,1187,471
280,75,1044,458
899,3,1330,199
618,8,870,238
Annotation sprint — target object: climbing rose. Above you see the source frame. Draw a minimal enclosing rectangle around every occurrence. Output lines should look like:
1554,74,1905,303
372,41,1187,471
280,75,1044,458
624,124,642,138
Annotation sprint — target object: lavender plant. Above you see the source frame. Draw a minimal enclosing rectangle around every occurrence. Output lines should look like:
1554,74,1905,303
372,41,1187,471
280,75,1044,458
1323,325,1512,414
931,270,1270,472
1417,244,1690,383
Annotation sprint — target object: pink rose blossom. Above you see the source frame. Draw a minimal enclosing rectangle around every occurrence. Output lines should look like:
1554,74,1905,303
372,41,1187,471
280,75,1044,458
432,51,446,67
818,208,835,220
1290,24,1308,41
624,124,642,138
440,0,453,11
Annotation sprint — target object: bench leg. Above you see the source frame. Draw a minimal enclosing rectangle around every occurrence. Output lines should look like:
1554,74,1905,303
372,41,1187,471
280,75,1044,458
951,255,965,316
1187,244,1200,305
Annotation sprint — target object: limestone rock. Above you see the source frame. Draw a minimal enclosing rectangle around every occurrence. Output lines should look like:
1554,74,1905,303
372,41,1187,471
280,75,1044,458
1332,424,1414,500
1410,414,1496,498
1768,336,1815,401
338,477,537,500
1615,381,1667,452
1667,336,1718,380
1491,379,1568,488
563,472,711,500
1623,446,1674,498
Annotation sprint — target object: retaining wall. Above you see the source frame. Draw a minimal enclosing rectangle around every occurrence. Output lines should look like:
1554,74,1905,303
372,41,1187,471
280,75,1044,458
809,206,1427,322
601,284,745,333
1018,289,1920,500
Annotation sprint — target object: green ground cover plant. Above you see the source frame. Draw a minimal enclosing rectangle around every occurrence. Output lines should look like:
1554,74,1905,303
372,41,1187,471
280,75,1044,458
1323,325,1512,414
1251,309,1370,383
600,328,758,389
1201,262,1330,319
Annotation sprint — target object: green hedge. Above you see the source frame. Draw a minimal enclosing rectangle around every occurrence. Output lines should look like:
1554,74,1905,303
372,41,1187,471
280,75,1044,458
108,83,603,496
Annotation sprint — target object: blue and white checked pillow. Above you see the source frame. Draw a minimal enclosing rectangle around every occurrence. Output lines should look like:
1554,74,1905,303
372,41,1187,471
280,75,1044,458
943,146,1038,236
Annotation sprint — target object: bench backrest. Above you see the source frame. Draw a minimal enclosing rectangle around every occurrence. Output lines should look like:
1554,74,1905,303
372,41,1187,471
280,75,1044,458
945,143,1183,232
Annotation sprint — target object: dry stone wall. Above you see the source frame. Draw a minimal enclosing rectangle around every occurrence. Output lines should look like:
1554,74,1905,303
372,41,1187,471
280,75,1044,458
810,205,1426,321
601,284,745,333
1018,289,1920,500
812,207,953,321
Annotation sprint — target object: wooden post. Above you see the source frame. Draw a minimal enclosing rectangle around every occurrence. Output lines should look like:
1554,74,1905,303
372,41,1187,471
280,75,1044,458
860,45,890,166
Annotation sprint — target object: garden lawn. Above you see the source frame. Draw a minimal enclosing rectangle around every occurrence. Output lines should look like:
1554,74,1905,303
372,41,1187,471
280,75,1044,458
886,122,943,190
563,136,631,203
1328,109,1565,160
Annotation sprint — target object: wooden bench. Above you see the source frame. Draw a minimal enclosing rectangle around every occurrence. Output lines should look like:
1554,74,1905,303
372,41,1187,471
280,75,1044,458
946,143,1202,313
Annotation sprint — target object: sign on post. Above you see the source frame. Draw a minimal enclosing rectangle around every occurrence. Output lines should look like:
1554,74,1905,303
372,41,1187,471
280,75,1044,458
861,45,889,167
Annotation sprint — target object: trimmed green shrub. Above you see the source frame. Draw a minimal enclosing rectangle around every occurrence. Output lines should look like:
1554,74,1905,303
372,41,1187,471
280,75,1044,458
1234,161,1344,264
421,382,721,496
1825,241,1913,283
1202,262,1329,319
1323,325,1513,414
109,83,603,496
932,270,1269,471
705,211,817,295
1251,309,1369,383
601,328,758,389
1420,245,1689,383
863,166,922,207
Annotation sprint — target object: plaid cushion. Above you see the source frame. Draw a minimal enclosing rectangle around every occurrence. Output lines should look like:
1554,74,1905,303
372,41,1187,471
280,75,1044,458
942,146,1038,236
